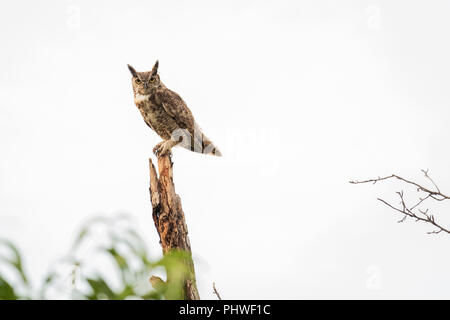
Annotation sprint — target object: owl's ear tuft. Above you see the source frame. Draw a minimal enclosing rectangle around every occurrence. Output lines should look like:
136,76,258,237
151,60,159,76
127,64,138,77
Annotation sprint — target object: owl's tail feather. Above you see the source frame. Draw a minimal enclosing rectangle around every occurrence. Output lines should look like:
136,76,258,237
199,135,222,157
177,125,222,156
196,124,222,156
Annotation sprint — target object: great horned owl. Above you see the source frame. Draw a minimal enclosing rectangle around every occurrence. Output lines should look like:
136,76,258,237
127,60,222,157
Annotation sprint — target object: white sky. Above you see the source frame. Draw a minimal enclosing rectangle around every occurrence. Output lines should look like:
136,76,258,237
1,0,450,299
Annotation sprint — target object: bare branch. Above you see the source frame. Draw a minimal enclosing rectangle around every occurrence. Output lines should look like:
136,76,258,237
350,172,450,200
351,170,450,235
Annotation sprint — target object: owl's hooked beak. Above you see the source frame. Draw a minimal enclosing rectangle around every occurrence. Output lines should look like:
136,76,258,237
143,82,148,90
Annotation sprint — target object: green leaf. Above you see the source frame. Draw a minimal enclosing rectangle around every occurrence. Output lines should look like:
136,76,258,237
105,248,128,271
86,277,117,300
153,250,192,300
117,285,136,300
0,239,28,285
110,232,148,262
0,276,19,300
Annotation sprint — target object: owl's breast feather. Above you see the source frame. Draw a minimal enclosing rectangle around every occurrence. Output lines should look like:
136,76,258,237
134,93,150,104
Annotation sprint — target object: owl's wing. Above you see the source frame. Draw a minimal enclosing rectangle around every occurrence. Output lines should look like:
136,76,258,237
156,88,206,151
143,118,154,131
157,88,195,130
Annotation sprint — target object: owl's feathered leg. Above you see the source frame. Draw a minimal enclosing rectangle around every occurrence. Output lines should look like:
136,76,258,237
154,140,179,156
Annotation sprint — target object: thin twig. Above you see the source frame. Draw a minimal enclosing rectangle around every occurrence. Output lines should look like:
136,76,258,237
212,282,222,300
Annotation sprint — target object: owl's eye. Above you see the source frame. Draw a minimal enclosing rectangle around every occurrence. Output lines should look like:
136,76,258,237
149,77,156,83
135,78,141,84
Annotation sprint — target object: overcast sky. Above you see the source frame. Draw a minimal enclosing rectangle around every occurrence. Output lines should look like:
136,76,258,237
1,0,450,299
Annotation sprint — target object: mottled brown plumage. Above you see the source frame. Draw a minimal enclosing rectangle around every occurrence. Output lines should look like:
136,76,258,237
128,61,222,157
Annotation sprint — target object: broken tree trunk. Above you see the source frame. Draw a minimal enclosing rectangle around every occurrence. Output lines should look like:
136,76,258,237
149,155,200,300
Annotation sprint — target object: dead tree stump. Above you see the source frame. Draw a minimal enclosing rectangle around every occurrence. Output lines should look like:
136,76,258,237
149,155,200,300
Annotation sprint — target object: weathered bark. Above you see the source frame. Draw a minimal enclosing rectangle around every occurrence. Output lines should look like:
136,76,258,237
149,155,200,300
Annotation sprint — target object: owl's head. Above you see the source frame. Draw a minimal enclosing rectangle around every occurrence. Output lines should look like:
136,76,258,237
127,60,160,95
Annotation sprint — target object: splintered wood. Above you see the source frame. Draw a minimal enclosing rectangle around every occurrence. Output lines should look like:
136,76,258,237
149,155,200,300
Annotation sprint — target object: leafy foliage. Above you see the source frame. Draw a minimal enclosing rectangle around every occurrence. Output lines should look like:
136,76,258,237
0,239,29,299
0,215,190,300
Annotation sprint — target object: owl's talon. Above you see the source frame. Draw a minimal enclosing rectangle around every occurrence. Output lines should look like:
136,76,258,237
153,141,164,155
159,144,172,156
153,141,173,157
